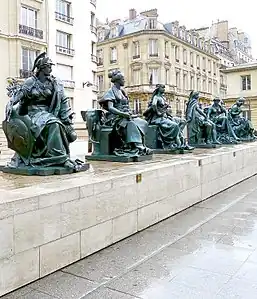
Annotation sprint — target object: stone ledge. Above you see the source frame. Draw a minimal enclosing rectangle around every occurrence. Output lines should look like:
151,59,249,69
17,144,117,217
1,142,257,296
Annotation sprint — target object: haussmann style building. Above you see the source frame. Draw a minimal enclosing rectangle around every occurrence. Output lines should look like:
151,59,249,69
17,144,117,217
96,8,222,116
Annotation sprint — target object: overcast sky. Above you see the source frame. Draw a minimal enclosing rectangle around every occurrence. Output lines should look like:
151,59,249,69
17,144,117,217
96,0,257,58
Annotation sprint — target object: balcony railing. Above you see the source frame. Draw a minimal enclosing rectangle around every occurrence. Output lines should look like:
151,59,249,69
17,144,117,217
19,24,43,39
56,45,75,56
55,12,74,25
133,54,140,59
90,24,97,35
19,69,32,79
62,80,75,89
125,84,176,94
149,53,158,57
220,83,227,89
90,0,96,7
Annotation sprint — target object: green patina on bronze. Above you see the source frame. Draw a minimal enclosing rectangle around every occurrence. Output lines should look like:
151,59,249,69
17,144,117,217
185,91,256,147
143,84,194,154
81,70,153,162
2,52,89,175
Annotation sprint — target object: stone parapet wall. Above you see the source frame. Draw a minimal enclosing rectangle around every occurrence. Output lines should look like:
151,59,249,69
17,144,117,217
1,143,257,296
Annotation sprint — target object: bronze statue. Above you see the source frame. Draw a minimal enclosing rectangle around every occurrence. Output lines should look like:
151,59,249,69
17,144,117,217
81,70,152,161
143,84,194,152
2,52,89,175
206,97,239,143
228,97,256,141
185,91,220,146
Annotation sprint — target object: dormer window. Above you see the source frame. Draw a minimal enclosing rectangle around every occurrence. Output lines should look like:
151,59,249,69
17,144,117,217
97,30,105,42
148,18,156,29
110,26,118,38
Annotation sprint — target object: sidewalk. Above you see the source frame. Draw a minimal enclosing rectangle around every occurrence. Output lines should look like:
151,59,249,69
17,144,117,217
4,175,257,299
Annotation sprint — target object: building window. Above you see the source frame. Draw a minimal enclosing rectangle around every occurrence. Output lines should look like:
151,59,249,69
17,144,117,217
208,60,211,73
208,80,212,93
110,26,118,38
21,48,39,78
91,41,97,63
190,76,194,89
148,19,156,29
176,71,180,88
183,49,187,65
132,69,140,85
196,55,200,69
213,62,217,75
92,99,98,109
68,97,74,110
197,77,200,90
56,31,74,55
165,69,169,84
183,73,188,90
149,68,159,85
133,99,142,114
175,46,179,62
149,39,158,56
97,30,105,42
165,41,169,59
133,41,140,58
110,47,117,63
97,75,104,91
97,49,103,66
203,79,206,91
213,81,217,94
202,57,206,71
21,6,37,28
190,52,193,66
241,75,251,90
56,63,74,88
55,0,73,24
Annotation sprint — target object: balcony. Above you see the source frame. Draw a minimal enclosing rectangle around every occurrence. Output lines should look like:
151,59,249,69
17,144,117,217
19,69,32,79
90,0,96,7
90,24,97,35
91,54,97,63
55,12,74,25
62,80,75,89
133,55,140,59
149,53,158,57
19,24,43,39
56,45,75,56
220,83,227,89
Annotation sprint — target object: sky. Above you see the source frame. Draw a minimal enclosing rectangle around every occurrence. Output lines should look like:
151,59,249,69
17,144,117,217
96,0,257,58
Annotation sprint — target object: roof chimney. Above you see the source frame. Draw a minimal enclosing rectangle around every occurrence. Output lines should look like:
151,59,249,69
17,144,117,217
129,8,137,20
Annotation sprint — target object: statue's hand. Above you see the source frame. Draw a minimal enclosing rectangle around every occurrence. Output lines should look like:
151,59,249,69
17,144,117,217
123,112,131,119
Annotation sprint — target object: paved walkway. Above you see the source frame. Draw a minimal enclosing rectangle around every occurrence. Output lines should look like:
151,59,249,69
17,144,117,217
4,175,257,299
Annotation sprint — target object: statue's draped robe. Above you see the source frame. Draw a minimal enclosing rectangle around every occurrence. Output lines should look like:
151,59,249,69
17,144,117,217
145,94,180,148
9,75,73,166
99,86,148,145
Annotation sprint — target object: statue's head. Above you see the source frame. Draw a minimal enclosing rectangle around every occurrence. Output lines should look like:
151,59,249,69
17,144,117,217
237,97,245,106
213,97,221,104
189,91,200,100
155,84,165,94
32,52,55,76
108,70,125,86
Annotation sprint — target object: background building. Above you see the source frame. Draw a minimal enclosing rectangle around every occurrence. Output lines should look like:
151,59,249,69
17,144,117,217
222,62,257,127
195,20,254,65
48,0,98,128
0,0,48,121
96,9,221,116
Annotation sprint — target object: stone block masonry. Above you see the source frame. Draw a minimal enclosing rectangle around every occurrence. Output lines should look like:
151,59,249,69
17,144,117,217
1,143,257,296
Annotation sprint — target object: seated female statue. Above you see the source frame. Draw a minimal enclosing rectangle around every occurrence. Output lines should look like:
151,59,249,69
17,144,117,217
143,84,193,150
98,70,152,157
3,52,82,171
